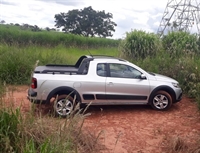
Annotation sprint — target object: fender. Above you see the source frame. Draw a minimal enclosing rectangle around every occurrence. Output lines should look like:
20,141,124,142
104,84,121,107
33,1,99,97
46,86,82,104
148,85,176,104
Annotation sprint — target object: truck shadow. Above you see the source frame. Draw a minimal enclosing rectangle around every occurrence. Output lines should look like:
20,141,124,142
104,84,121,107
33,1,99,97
84,104,150,112
32,102,180,117
81,103,180,117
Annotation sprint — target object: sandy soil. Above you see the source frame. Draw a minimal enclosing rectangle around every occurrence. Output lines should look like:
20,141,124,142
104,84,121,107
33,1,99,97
3,85,200,153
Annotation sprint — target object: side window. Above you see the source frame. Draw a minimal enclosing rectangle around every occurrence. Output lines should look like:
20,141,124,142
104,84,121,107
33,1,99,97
97,63,107,77
109,63,142,79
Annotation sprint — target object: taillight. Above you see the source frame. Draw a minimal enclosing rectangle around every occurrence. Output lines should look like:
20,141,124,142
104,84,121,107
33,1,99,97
31,77,37,89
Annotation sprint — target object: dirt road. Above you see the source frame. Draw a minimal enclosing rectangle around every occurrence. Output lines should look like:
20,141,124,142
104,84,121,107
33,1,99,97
4,86,200,153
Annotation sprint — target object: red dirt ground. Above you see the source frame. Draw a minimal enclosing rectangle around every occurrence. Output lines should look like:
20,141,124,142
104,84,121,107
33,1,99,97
3,86,200,153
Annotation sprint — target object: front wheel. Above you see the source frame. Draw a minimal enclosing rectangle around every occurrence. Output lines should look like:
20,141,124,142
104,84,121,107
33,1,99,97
53,95,75,117
150,91,172,111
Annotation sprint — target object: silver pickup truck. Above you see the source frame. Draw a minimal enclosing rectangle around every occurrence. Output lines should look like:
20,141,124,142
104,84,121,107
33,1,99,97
28,55,182,117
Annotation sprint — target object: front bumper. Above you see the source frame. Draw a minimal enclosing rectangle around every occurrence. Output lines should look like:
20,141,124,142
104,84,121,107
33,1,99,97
174,92,183,103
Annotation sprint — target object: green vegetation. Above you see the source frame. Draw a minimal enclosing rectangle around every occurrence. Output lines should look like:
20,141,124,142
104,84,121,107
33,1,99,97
0,44,119,84
0,107,20,152
119,30,161,59
55,6,117,37
0,96,99,153
0,24,120,48
162,31,200,57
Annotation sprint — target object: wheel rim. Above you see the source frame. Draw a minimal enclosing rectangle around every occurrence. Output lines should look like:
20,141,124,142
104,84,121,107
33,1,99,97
55,98,73,116
153,94,169,110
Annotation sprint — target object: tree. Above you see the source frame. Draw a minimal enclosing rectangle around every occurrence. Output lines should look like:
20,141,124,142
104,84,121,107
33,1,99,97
45,27,50,31
54,6,117,37
15,23,20,26
0,20,5,24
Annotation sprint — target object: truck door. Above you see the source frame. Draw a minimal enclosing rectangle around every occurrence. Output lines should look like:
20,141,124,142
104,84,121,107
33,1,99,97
105,63,150,104
80,63,107,104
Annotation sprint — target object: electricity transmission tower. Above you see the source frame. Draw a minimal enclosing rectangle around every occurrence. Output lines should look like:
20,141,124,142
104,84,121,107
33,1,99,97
157,0,200,37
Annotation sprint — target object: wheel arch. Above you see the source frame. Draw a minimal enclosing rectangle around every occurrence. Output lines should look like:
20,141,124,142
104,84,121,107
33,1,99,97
148,86,176,104
46,86,82,104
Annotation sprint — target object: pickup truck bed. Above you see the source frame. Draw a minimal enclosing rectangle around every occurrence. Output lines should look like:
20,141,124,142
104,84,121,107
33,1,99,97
34,66,78,74
34,55,89,74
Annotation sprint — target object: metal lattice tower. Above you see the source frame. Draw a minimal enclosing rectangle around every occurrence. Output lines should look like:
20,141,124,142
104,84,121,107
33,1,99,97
157,0,200,37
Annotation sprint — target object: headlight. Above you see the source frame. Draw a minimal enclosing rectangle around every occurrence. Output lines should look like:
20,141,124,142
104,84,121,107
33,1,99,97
172,82,180,88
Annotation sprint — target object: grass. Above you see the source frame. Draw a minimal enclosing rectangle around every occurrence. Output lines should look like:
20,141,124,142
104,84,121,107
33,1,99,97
0,86,103,153
0,24,120,48
162,136,200,153
0,44,119,84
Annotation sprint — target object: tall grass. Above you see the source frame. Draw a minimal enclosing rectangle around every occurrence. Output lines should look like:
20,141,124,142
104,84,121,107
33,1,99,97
162,31,200,57
0,91,101,153
0,108,20,152
119,30,161,59
0,44,119,84
0,24,120,48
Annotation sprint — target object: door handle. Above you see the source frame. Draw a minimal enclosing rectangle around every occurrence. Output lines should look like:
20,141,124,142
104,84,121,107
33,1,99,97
108,82,114,85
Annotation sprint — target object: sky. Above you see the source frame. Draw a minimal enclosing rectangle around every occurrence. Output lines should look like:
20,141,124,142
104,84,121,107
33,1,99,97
0,0,171,38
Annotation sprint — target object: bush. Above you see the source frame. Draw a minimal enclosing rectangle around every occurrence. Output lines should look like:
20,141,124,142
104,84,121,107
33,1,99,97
119,30,161,59
162,31,199,57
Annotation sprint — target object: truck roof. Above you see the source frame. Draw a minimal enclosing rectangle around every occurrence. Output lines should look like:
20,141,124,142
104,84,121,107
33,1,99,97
86,55,128,62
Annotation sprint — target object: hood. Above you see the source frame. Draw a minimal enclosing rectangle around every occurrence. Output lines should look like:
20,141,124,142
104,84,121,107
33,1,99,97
153,73,178,83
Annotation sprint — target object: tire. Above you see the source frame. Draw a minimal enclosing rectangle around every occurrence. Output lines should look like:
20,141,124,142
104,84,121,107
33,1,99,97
150,91,172,111
53,95,75,117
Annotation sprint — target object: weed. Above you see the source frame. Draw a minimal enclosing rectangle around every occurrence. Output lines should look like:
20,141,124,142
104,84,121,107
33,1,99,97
0,87,102,153
161,135,200,153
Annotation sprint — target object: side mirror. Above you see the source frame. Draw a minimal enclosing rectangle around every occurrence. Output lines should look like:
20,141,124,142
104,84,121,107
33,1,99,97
140,74,147,79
